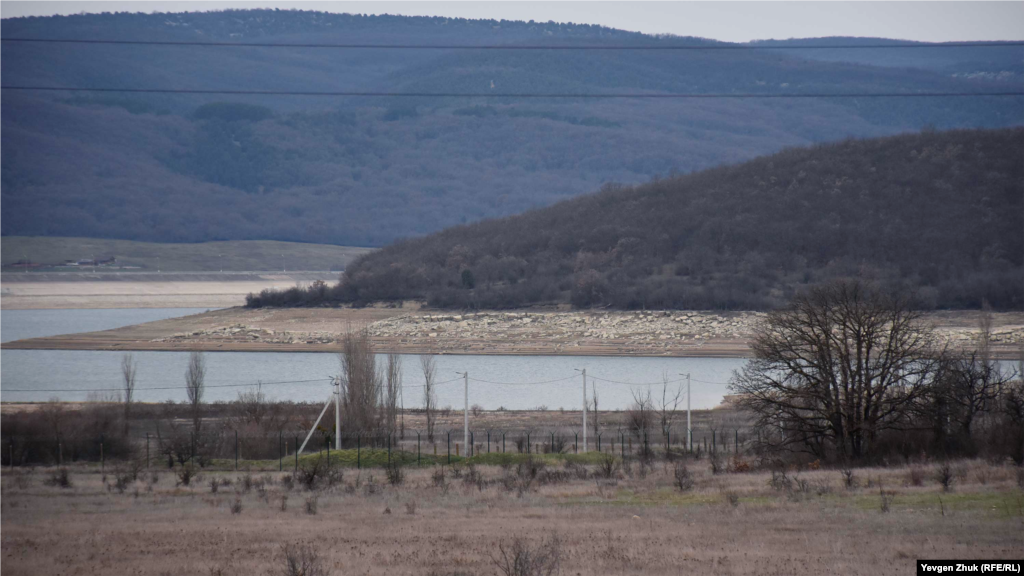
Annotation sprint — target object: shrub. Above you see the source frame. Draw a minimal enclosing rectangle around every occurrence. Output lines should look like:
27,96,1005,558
230,498,243,514
840,468,856,489
768,470,792,492
209,478,220,493
44,468,72,488
879,488,896,513
936,463,955,492
709,452,724,475
176,466,198,487
597,454,619,479
673,463,694,492
725,492,740,507
281,474,295,491
282,543,327,576
297,456,336,491
385,462,404,486
907,466,925,487
279,495,288,511
491,534,563,576
304,495,318,515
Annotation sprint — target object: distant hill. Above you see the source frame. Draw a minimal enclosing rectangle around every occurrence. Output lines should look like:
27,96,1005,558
1,237,369,272
249,128,1023,310
2,10,1022,246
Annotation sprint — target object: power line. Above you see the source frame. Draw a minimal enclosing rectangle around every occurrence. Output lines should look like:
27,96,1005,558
4,38,1023,50
4,86,1022,99
468,375,577,386
1,377,332,393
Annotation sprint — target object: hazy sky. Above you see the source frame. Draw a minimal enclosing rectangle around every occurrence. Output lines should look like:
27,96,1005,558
1,1,1022,43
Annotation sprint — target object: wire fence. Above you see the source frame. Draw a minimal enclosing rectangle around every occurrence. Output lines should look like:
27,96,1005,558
2,426,756,472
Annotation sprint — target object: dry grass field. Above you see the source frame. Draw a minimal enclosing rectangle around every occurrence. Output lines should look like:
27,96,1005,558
2,457,1022,576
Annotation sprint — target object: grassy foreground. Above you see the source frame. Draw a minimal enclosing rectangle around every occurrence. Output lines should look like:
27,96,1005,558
3,457,1021,575
1,236,372,272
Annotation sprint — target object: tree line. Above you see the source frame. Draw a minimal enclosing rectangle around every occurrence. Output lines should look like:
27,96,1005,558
247,128,1024,311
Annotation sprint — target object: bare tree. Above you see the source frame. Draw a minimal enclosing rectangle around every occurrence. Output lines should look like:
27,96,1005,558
235,380,268,426
121,353,137,436
338,330,383,437
185,350,206,433
657,371,683,451
730,280,939,461
420,355,437,442
626,387,654,442
384,353,402,438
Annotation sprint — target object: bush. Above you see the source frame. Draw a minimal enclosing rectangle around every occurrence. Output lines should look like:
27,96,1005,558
491,534,563,576
673,463,694,492
385,461,404,486
907,466,925,487
304,495,318,515
936,463,955,492
597,453,619,479
176,466,198,487
282,543,327,576
44,467,72,488
230,498,243,514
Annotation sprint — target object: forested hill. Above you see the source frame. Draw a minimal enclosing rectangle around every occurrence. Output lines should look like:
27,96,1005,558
2,10,1023,246
261,128,1022,311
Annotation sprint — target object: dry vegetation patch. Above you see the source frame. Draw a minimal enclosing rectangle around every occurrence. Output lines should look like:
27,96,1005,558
2,458,1022,576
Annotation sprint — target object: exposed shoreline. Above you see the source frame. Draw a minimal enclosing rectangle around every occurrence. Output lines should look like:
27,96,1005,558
3,306,1022,360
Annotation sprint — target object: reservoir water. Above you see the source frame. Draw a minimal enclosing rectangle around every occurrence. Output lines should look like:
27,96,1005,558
1,309,747,409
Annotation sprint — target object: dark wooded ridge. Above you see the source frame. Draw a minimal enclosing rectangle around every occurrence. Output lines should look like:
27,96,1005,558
248,128,1023,311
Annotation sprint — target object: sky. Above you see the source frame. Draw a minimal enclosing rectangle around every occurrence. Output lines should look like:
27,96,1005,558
1,1,1022,43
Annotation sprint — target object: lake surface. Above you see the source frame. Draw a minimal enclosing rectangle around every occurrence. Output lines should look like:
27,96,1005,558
0,309,747,409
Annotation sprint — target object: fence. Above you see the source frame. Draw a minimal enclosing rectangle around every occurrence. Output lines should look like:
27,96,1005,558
1,426,755,471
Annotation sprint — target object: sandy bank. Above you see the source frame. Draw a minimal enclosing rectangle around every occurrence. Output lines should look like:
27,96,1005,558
0,272,335,309
3,306,1021,360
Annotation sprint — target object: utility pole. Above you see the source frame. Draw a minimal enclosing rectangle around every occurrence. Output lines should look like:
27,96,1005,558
681,373,691,451
575,368,587,452
457,371,469,450
334,376,341,450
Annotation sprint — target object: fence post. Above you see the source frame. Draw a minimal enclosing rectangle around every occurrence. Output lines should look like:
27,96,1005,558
145,433,150,469
598,433,602,452
487,431,491,454
550,432,554,453
417,432,421,466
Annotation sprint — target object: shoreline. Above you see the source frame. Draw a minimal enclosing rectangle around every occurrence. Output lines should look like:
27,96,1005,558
3,306,1021,360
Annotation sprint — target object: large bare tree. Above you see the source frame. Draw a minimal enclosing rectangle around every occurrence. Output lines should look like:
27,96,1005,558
657,372,683,452
384,353,402,438
121,353,137,436
185,350,206,433
730,280,938,461
420,355,437,442
338,330,383,437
